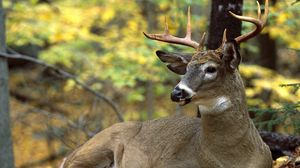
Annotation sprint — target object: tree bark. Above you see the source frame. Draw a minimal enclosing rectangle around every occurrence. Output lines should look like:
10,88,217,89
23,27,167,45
138,0,157,120
258,34,277,70
207,0,243,50
0,0,15,167
258,0,277,70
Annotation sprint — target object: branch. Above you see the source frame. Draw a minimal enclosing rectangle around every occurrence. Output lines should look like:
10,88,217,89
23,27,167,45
0,48,124,122
291,0,300,5
16,104,97,149
280,83,300,87
260,130,300,158
29,108,90,148
10,90,70,115
19,149,67,168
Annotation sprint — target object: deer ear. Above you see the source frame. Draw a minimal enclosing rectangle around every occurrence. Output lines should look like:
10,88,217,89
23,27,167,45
222,40,241,70
156,50,192,75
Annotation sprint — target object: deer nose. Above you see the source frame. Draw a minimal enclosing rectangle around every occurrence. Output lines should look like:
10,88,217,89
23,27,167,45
171,86,189,102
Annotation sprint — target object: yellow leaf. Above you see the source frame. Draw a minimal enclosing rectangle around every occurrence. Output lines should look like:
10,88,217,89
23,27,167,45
102,8,115,23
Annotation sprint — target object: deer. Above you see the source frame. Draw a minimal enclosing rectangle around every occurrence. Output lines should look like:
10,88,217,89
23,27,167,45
61,0,272,167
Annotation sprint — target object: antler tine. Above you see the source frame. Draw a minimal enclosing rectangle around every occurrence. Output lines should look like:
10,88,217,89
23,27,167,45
263,0,269,23
229,0,269,44
257,1,261,20
143,6,199,49
186,6,192,40
197,32,206,51
221,29,227,45
164,16,169,34
216,29,227,51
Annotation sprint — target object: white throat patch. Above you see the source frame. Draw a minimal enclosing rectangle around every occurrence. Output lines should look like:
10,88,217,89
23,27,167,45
198,96,232,114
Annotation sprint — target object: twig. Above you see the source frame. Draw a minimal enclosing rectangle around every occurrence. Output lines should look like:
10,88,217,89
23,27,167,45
14,101,90,149
10,90,69,115
0,48,124,122
291,0,300,5
280,83,300,87
280,83,300,92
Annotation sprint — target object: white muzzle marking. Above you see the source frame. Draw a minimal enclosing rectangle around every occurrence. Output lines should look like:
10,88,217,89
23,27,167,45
177,83,196,97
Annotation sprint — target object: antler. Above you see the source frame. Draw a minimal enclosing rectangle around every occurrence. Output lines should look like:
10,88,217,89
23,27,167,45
143,7,202,50
229,0,269,44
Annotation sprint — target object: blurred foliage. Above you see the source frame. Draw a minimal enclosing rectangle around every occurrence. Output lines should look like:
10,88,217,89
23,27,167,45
241,65,300,108
3,0,300,167
248,80,300,135
243,0,300,49
241,65,300,135
5,0,300,102
267,1,300,49
251,102,300,134
5,0,208,91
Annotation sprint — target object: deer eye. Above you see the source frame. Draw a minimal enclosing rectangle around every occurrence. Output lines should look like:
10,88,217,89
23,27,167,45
206,66,217,73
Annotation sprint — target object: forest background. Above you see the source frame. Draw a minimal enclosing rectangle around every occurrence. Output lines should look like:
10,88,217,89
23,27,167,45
0,0,300,167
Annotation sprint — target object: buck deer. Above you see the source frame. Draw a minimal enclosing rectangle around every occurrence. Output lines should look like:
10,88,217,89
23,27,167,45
61,0,272,167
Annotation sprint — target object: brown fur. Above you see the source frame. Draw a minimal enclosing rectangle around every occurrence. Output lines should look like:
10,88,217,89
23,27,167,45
62,73,272,168
62,43,272,168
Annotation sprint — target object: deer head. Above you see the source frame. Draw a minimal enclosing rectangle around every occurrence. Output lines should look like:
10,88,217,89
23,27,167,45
144,0,269,112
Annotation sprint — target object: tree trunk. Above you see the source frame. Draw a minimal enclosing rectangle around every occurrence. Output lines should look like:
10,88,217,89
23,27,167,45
0,0,15,167
138,0,157,120
258,0,277,70
207,0,243,50
258,34,277,70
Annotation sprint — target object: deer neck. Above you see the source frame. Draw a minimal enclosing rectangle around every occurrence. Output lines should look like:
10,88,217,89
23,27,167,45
198,72,252,147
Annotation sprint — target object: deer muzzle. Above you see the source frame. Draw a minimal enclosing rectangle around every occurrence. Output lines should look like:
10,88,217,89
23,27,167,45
171,85,192,105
